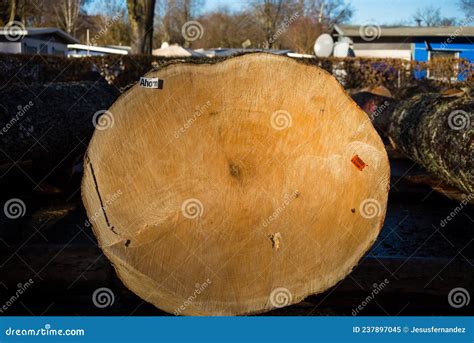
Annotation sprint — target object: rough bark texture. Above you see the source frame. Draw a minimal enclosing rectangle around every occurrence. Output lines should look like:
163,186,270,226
81,53,389,316
353,91,473,197
0,81,120,171
388,94,473,196
127,0,156,54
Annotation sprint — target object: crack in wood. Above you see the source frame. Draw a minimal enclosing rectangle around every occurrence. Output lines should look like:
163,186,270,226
86,154,118,235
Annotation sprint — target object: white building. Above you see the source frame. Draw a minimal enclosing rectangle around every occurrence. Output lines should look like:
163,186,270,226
332,24,474,62
0,27,79,55
68,44,130,57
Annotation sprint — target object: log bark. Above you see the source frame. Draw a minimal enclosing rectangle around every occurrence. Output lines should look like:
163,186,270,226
82,53,390,316
389,94,473,196
353,92,473,198
127,0,156,54
0,81,120,173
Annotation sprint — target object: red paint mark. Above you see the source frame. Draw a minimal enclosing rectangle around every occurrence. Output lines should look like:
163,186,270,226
351,155,367,171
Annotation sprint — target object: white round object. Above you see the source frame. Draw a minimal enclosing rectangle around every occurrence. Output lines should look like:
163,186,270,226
161,41,170,48
314,34,334,57
333,42,350,57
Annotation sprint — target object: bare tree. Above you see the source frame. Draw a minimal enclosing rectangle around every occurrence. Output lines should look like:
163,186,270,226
55,0,84,33
251,0,298,49
438,17,457,26
301,0,353,25
279,0,352,52
5,0,34,24
8,0,18,22
193,9,264,49
459,0,474,17
413,6,456,26
154,0,203,46
249,0,352,49
85,0,130,46
3,0,91,33
127,0,157,54
281,15,324,53
413,6,441,26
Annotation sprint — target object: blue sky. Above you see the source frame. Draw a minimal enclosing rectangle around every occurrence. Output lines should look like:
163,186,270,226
202,0,466,25
85,0,467,25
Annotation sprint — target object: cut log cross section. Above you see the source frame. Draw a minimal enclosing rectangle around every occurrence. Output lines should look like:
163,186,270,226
81,53,390,315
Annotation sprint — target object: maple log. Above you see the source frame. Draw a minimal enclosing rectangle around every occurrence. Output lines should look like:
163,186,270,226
82,53,390,315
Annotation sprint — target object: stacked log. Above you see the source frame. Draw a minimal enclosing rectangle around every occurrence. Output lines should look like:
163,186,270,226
353,91,473,197
389,94,473,196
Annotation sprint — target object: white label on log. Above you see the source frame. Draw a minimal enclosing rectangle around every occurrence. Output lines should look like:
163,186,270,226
139,77,164,89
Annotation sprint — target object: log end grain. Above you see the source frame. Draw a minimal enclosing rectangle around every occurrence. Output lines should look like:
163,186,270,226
81,53,390,315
